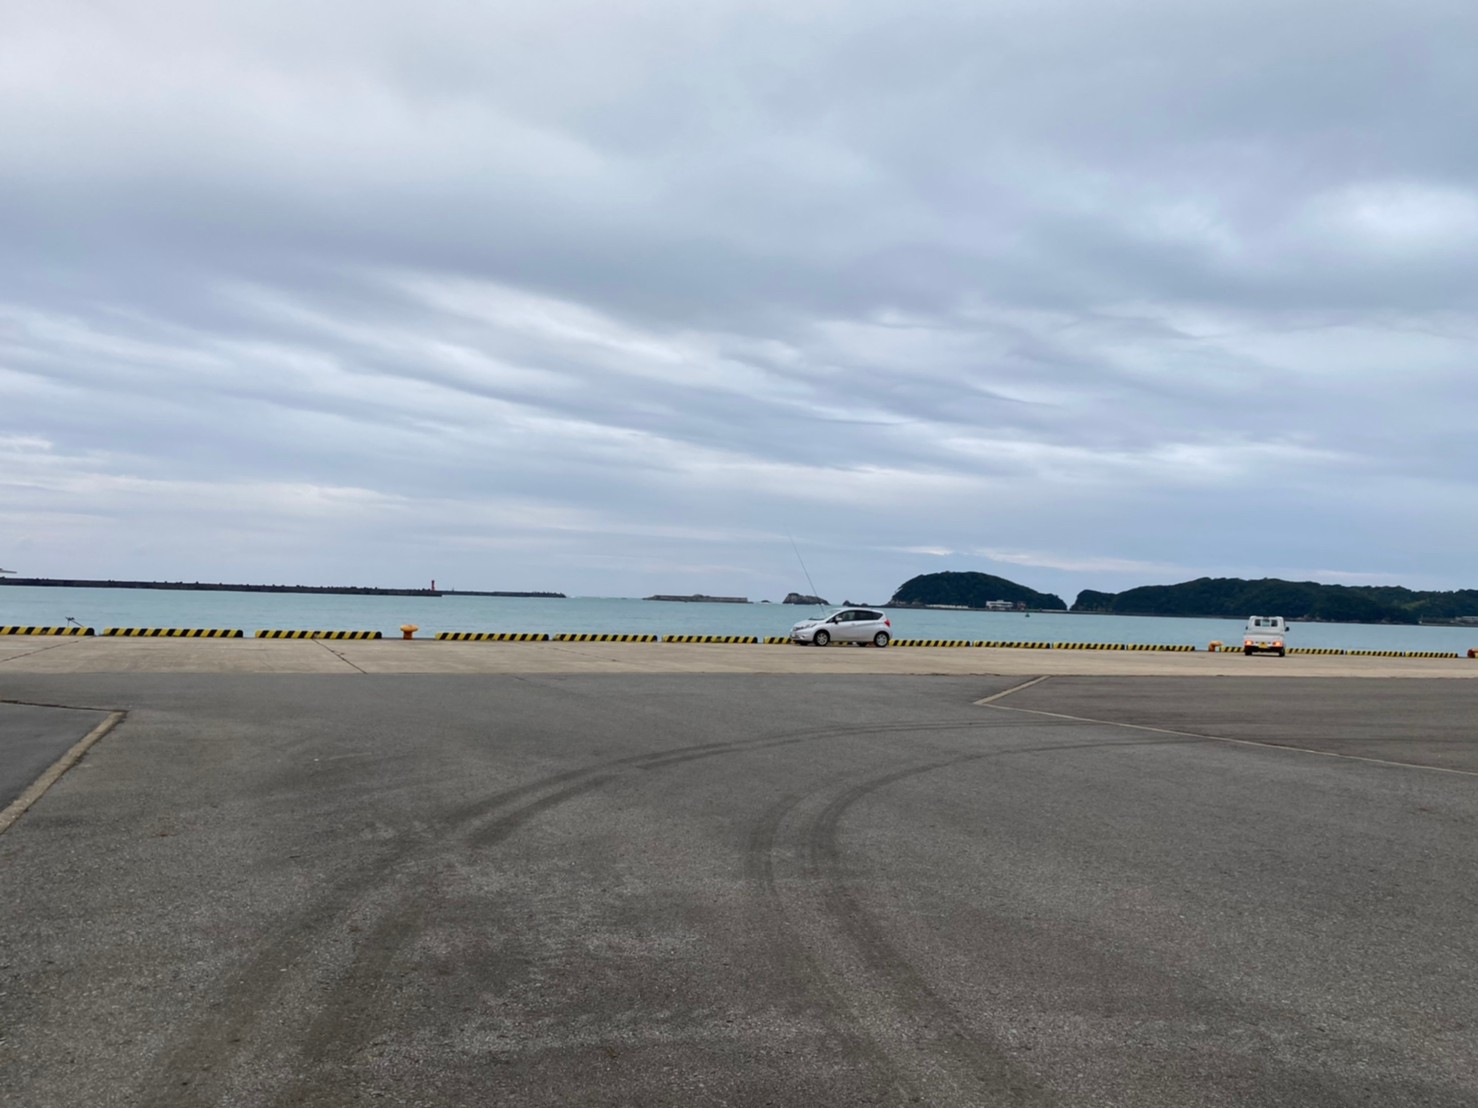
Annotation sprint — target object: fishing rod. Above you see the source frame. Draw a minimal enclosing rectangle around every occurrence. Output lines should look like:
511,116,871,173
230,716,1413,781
787,534,827,613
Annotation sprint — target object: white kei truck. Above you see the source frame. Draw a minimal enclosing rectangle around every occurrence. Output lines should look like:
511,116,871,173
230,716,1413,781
1243,615,1288,656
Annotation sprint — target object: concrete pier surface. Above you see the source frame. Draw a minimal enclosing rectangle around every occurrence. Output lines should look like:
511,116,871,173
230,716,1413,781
2,633,1477,676
4,648,1478,1106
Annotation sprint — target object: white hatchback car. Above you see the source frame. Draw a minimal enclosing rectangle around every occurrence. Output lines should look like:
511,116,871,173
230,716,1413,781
790,608,892,647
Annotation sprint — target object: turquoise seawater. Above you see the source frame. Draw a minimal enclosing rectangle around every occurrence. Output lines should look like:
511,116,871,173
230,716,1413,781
3,585,1477,653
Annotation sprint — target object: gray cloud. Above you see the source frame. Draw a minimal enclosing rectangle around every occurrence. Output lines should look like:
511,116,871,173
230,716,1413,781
3,0,1477,602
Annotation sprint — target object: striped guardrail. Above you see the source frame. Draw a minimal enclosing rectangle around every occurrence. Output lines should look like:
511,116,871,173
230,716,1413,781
1049,642,1185,651
0,625,94,636
979,640,1053,649
663,634,760,644
255,630,382,640
436,632,549,641
762,636,793,645
104,628,243,638
893,639,976,647
552,633,659,642
1289,648,1345,655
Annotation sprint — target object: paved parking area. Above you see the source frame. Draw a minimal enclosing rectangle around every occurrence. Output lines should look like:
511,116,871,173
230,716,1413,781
2,672,1476,1106
3,634,1478,677
0,702,111,809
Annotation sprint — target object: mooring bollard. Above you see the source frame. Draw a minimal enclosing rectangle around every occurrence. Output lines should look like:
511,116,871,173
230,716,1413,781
401,624,419,640
1208,641,1221,652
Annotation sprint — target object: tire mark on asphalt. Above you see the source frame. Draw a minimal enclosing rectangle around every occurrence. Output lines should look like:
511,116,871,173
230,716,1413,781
260,726,1006,1104
145,693,1115,1104
145,716,978,1102
805,759,1054,1106
747,790,921,1102
751,732,1202,1106
266,776,615,1108
147,768,601,1107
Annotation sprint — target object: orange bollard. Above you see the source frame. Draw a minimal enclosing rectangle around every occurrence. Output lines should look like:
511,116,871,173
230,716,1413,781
401,624,419,640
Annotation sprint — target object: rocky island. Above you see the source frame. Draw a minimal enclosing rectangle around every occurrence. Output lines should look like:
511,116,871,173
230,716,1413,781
782,592,828,606
644,594,749,603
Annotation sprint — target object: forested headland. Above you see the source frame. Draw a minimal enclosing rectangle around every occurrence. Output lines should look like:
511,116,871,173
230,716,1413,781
887,571,1478,623
890,572,1067,611
1072,577,1478,623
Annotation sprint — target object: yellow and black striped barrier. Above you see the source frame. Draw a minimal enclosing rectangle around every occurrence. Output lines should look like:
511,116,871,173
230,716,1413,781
663,634,761,644
104,628,243,638
1048,642,1194,651
893,639,975,647
1404,650,1461,658
254,630,382,640
0,625,94,636
1345,649,1405,657
762,636,794,645
435,632,549,642
1289,648,1346,655
552,633,659,643
977,640,1053,649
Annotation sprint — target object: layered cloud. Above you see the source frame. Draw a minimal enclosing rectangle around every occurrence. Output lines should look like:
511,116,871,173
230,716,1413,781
3,0,1475,601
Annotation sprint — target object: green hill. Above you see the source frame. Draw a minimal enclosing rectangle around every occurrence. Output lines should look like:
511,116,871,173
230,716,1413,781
890,572,1067,611
1070,577,1478,623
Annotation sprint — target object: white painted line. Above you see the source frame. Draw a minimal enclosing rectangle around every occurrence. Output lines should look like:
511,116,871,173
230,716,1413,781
982,701,1478,778
973,675,1052,705
0,710,126,835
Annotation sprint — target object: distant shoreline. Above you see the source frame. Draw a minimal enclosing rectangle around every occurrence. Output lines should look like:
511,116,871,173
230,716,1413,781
0,577,565,599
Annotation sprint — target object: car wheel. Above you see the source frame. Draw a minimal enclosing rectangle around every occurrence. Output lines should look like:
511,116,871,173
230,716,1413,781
1244,647,1253,655
813,630,830,647
1277,649,1286,657
873,632,890,648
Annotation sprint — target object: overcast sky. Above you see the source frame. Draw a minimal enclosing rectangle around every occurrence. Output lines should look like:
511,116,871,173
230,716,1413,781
4,0,1476,604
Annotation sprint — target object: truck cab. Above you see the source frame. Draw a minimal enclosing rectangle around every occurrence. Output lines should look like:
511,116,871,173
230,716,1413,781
1243,616,1288,657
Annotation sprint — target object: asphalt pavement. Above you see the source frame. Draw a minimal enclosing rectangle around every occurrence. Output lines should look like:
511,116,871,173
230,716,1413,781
0,701,111,809
2,672,1475,1107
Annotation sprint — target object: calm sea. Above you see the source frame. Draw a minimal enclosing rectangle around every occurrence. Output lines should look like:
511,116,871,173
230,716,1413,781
2,585,1476,653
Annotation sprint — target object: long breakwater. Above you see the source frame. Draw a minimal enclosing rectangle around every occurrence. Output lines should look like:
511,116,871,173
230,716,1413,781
0,578,563,598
